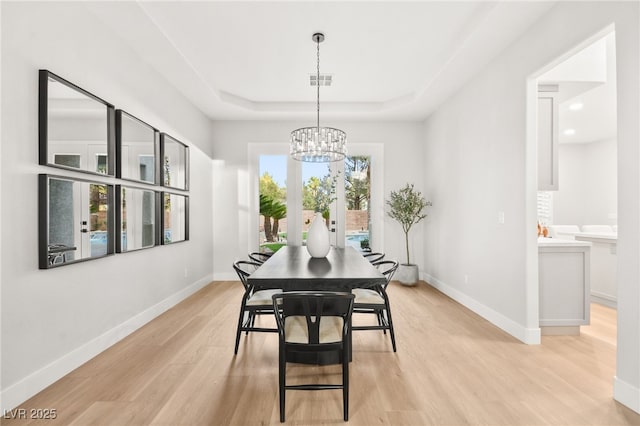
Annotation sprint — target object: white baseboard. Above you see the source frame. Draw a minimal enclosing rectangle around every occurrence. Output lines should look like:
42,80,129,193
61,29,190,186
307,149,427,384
423,273,541,345
614,376,640,414
1,274,213,412
591,292,617,309
213,272,237,281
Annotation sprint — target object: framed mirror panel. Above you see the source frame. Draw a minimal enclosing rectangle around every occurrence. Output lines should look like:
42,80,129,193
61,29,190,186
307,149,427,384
160,133,189,190
116,110,159,184
162,192,189,244
39,70,115,176
39,174,114,269
116,186,158,253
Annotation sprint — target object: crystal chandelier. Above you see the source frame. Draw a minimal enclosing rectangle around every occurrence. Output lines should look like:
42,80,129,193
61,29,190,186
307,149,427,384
290,33,347,162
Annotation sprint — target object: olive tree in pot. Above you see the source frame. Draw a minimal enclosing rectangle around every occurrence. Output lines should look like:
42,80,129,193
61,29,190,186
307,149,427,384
387,183,432,285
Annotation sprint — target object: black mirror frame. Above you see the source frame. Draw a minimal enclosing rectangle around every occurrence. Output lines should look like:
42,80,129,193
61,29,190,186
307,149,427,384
160,191,189,245
160,133,189,191
38,174,115,269
38,70,115,176
115,110,160,185
115,185,160,253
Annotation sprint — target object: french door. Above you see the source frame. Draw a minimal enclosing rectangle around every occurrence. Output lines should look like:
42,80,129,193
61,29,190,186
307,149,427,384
250,143,383,254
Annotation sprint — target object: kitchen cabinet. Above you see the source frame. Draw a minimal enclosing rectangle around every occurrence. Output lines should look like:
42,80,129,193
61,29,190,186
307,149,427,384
537,91,559,190
538,238,591,334
574,232,617,308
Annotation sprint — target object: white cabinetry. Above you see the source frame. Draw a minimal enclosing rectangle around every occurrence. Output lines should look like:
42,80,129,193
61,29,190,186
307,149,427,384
537,91,559,190
574,233,617,308
538,238,591,334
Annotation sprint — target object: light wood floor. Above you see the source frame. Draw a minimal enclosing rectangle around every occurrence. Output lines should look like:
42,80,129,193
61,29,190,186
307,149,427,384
5,281,639,425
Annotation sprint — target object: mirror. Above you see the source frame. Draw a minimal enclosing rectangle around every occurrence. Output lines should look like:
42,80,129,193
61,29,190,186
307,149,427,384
39,174,114,268
116,186,158,252
116,110,159,184
39,70,115,176
162,192,189,244
160,133,189,190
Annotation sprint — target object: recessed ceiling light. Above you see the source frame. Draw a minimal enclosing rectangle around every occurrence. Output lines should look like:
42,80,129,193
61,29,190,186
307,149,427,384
569,102,584,111
563,128,576,136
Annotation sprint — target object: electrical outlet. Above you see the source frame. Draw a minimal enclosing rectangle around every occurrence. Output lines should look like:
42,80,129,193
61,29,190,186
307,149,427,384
498,211,505,224
464,274,469,284
184,268,189,278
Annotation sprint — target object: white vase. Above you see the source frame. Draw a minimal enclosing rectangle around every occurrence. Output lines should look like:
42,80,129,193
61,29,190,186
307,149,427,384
306,212,330,258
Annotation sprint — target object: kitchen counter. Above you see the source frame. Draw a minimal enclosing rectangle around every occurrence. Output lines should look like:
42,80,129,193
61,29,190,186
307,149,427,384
574,232,617,243
537,237,591,247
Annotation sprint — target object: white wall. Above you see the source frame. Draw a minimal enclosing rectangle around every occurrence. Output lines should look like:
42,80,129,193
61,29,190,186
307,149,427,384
210,120,424,279
1,2,214,410
554,139,617,227
422,1,639,412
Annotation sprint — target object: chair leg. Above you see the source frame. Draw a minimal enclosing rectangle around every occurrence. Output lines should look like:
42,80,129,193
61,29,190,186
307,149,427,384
378,311,387,334
343,346,349,421
234,304,247,355
246,312,254,335
385,305,397,352
279,346,286,422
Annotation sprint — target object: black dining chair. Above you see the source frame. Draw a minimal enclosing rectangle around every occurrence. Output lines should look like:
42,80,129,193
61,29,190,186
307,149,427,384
232,260,281,354
248,251,272,264
351,260,399,352
363,252,385,263
272,291,355,422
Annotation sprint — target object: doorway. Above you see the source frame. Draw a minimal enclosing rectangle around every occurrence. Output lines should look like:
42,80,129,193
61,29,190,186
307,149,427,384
527,27,618,343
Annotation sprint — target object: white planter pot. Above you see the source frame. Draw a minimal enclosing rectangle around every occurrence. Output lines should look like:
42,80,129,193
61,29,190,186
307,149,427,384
395,264,419,286
306,212,330,258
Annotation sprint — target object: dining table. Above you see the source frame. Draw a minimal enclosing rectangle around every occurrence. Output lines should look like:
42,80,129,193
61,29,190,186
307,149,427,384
247,245,386,364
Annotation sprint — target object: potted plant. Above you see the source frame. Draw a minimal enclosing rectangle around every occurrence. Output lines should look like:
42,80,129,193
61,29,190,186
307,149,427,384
387,183,432,285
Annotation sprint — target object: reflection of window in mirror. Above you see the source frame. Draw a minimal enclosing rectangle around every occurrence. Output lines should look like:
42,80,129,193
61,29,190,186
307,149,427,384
160,133,189,190
39,174,114,269
53,154,80,168
117,186,157,252
96,154,108,174
162,192,189,244
116,110,158,184
39,70,115,176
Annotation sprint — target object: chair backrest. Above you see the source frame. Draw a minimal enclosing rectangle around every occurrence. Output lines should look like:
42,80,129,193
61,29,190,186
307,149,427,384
248,252,272,264
372,260,399,288
272,292,355,345
233,260,262,292
363,252,385,263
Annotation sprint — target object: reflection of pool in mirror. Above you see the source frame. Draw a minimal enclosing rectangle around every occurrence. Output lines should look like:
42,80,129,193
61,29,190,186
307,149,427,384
118,186,156,252
163,192,189,244
40,175,114,268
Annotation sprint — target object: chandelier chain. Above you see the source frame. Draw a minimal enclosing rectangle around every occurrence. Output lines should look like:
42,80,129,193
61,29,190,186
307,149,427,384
316,37,320,130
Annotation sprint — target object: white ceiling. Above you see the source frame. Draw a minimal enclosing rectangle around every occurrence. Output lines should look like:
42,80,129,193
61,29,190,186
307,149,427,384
539,32,617,145
85,1,557,122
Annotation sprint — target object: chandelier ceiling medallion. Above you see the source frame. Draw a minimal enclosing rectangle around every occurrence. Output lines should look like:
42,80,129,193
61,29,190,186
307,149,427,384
290,33,347,162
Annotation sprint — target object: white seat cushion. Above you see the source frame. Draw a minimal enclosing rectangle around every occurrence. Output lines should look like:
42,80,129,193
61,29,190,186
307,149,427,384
246,289,282,306
352,288,384,305
284,316,344,344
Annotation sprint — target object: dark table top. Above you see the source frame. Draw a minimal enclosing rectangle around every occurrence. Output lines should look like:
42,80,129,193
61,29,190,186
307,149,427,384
247,246,386,291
